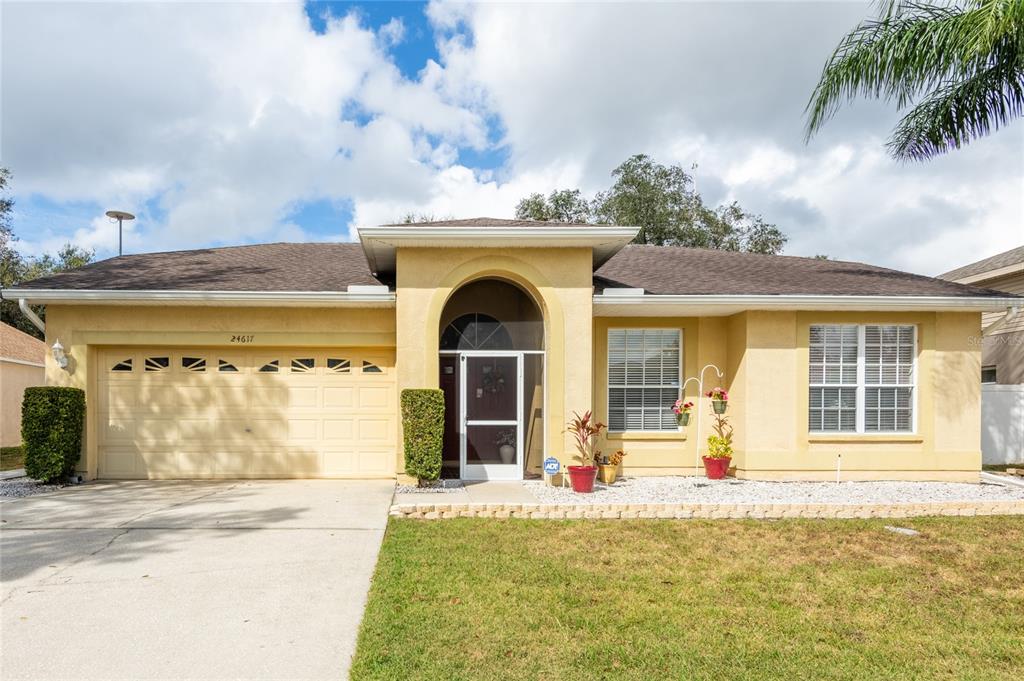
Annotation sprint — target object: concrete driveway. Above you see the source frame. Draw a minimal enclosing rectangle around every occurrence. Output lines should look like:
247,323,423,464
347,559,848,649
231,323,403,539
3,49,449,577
0,479,395,680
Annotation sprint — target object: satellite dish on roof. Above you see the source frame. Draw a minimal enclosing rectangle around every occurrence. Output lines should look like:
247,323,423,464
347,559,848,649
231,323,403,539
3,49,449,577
105,210,135,256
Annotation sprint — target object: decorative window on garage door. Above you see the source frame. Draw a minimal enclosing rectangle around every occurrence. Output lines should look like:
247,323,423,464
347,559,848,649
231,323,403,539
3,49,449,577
145,356,170,372
291,358,314,373
218,359,239,372
111,358,133,372
327,358,351,373
182,357,206,372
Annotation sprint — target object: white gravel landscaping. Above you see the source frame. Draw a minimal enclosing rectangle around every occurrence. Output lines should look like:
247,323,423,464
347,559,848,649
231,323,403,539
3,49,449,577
0,479,65,499
523,476,1024,506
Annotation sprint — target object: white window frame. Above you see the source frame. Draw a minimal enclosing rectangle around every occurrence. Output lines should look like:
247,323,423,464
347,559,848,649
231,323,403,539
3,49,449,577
981,365,997,384
607,328,683,433
809,324,918,435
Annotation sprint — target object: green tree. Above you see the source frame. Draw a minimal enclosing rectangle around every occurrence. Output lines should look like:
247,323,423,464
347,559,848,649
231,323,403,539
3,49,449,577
515,189,593,223
0,168,95,339
806,0,1024,161
515,154,788,254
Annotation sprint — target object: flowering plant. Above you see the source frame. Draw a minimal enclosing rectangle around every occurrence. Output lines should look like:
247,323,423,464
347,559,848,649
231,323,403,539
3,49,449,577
607,449,627,467
671,399,694,415
565,410,606,467
706,387,729,402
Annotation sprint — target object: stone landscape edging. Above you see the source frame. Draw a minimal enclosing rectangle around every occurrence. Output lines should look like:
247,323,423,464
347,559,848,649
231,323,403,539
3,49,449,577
389,500,1024,520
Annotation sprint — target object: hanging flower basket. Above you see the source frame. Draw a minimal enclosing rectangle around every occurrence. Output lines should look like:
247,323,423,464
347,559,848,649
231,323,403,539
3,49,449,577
706,388,729,414
671,400,694,427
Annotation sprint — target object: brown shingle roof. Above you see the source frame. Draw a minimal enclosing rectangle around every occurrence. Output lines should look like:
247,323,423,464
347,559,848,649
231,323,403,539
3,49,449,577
595,245,1011,297
11,243,387,292
0,323,46,364
380,217,594,228
939,245,1024,282
7,239,1012,299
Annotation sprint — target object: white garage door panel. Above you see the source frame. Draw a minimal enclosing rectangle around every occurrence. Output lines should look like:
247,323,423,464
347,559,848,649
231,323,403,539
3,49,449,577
98,348,397,479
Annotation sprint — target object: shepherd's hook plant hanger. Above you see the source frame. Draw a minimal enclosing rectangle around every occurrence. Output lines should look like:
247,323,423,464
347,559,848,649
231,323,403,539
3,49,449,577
681,363,724,476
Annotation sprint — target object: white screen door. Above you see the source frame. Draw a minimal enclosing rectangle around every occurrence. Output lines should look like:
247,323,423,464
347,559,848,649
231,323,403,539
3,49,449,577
461,353,523,480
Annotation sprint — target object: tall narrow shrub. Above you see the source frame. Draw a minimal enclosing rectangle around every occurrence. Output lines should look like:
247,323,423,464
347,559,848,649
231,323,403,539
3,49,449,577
400,389,444,483
22,387,85,483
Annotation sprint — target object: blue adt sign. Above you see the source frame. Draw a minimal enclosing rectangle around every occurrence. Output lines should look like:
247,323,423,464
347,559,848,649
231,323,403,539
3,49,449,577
543,457,561,475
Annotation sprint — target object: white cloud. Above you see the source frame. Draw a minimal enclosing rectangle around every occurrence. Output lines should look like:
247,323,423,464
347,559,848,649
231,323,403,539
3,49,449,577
2,0,1021,276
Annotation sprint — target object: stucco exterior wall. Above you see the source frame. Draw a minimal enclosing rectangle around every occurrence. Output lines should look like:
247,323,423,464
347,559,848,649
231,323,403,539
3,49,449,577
1,360,45,447
594,310,983,481
42,290,982,481
395,247,593,474
42,304,396,478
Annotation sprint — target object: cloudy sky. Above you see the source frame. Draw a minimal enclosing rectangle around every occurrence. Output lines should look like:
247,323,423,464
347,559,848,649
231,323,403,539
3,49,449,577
2,0,1021,276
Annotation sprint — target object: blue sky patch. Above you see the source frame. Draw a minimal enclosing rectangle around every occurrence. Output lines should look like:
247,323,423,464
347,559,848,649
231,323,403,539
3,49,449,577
304,1,438,81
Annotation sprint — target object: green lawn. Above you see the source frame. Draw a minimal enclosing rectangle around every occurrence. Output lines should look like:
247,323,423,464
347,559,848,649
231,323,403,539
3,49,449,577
0,446,24,471
352,517,1024,680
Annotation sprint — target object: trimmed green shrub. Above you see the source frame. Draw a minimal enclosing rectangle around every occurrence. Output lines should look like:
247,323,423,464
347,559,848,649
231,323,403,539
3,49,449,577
22,387,85,483
400,388,444,483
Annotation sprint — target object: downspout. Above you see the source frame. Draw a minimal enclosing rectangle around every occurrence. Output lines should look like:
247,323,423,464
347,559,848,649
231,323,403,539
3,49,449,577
982,305,1020,335
18,298,45,334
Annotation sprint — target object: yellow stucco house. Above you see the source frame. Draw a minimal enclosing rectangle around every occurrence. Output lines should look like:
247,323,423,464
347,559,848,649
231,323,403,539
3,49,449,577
6,218,1020,482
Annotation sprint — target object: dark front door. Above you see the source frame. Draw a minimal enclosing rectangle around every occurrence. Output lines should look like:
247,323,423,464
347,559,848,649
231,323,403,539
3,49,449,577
439,355,460,478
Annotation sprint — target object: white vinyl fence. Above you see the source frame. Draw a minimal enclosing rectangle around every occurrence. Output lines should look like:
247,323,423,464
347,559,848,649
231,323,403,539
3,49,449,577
982,384,1024,465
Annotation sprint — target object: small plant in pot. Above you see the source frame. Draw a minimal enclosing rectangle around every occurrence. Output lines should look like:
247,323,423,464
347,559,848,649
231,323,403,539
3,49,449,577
706,387,729,414
565,410,605,493
495,429,516,465
672,399,694,426
598,449,627,485
703,408,734,480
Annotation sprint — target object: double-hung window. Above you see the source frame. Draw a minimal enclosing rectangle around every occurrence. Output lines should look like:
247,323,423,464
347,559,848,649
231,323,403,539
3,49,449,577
809,324,916,433
607,328,681,431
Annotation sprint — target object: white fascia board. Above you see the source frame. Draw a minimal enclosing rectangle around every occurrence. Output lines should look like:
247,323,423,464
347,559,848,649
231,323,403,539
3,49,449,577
593,293,1023,316
4,289,396,307
357,225,639,274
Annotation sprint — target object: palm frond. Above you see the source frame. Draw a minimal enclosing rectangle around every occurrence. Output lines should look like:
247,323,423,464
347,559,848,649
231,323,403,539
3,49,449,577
887,57,1024,159
805,0,1020,140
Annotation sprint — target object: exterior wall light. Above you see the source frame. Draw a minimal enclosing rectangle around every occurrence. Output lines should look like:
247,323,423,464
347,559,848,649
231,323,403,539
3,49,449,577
52,339,69,369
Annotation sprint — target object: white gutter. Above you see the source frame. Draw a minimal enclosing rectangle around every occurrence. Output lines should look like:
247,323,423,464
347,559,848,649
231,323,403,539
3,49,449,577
593,293,1023,313
6,289,396,307
18,298,46,333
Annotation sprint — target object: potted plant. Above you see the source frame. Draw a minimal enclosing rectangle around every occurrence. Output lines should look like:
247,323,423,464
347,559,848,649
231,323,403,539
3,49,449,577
706,387,729,414
598,449,627,485
565,410,605,493
672,399,694,426
495,429,516,465
703,407,733,480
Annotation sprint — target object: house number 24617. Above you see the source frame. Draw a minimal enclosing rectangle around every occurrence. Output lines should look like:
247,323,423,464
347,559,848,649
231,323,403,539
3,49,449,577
230,334,255,344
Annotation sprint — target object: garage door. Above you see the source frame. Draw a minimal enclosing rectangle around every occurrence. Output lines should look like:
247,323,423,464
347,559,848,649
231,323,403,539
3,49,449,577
97,347,396,479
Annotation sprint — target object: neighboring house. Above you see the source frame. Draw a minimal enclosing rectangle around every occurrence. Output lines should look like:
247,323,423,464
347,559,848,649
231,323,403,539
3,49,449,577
0,322,46,447
940,245,1024,384
940,246,1024,464
4,218,1019,482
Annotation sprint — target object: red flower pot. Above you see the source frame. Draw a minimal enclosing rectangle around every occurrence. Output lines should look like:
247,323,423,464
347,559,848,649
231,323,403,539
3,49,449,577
567,465,598,493
702,456,731,480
